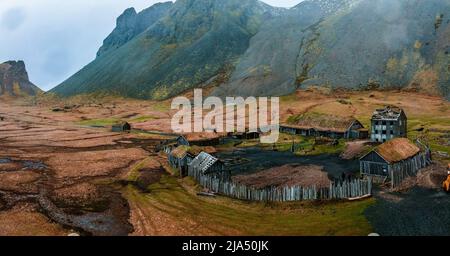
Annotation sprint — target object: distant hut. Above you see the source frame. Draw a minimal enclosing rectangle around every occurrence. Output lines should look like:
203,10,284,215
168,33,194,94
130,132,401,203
280,113,367,139
112,122,131,132
188,152,229,181
370,106,407,143
360,138,431,186
176,135,190,146
168,145,217,177
168,145,195,176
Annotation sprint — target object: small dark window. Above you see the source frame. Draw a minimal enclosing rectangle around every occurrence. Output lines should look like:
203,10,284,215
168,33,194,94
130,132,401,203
390,121,394,125
382,121,387,125
383,139,386,142
390,130,394,135
382,130,387,134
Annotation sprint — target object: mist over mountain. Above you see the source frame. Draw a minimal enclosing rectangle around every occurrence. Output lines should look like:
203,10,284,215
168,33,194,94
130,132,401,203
52,0,450,100
0,60,42,97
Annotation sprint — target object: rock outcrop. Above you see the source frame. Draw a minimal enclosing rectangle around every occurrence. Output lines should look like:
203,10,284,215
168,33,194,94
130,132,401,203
0,60,42,97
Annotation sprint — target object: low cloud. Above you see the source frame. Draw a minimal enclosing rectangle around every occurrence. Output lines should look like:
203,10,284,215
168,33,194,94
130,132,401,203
1,7,26,31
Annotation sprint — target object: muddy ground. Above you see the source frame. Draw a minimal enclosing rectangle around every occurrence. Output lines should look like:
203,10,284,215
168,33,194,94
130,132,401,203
0,101,163,236
366,164,450,236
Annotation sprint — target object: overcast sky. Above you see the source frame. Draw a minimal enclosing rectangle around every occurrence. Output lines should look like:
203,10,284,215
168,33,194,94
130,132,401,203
0,0,303,91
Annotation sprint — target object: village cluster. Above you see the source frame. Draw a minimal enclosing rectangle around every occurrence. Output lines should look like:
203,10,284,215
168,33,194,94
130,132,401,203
113,106,434,201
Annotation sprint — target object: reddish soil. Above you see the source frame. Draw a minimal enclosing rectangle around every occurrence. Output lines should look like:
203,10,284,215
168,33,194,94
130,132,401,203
0,99,161,235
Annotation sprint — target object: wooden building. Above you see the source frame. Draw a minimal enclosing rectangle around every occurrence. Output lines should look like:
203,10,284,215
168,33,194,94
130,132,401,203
161,135,190,153
112,122,131,132
370,106,407,143
188,152,229,181
168,145,195,176
280,114,367,140
168,145,217,176
360,138,431,186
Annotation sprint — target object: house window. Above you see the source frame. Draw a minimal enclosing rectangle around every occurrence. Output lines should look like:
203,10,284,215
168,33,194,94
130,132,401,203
390,130,394,135
382,130,387,135
382,121,387,125
390,121,394,125
375,121,379,125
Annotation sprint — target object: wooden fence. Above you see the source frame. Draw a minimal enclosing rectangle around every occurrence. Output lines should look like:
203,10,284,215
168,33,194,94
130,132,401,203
391,150,432,188
188,168,372,202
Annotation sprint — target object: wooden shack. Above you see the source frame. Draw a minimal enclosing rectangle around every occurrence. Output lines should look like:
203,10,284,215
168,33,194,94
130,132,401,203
188,152,229,181
280,113,367,140
360,138,431,187
112,122,131,132
168,145,195,176
168,145,217,176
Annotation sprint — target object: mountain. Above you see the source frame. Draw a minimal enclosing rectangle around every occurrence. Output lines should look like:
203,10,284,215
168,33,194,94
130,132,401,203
52,0,281,99
97,2,173,57
214,0,450,99
52,0,450,100
0,60,42,97
213,0,354,97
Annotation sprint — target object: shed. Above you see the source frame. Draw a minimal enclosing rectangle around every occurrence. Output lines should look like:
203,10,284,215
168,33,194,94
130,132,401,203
360,138,431,186
176,136,190,146
112,122,131,132
188,152,229,180
168,145,195,176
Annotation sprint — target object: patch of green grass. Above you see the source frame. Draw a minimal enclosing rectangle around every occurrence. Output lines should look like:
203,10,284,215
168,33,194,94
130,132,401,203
125,175,374,236
129,115,157,123
77,118,119,127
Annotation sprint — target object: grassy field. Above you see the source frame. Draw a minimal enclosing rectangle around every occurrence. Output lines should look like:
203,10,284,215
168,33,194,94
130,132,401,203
124,172,374,236
77,118,119,127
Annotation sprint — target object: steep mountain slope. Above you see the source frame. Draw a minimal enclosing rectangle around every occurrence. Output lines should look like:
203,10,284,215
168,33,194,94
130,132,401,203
215,0,450,99
97,2,173,57
52,0,280,99
0,61,42,97
213,0,354,97
52,0,450,100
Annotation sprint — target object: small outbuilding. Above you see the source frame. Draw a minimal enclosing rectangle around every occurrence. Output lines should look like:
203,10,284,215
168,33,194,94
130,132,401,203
168,145,195,176
360,138,431,187
188,152,229,181
112,122,131,132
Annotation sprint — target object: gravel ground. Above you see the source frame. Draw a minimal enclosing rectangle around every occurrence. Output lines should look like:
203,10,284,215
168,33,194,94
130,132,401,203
365,187,450,236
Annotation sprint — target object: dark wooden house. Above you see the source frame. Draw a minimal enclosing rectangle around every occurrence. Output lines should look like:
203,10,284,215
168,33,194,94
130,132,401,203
168,145,195,176
280,114,367,140
176,136,190,146
161,135,190,153
360,138,431,187
370,106,407,143
112,122,131,132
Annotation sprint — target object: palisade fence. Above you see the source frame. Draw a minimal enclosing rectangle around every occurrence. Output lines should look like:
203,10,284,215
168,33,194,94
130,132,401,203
391,150,432,188
188,168,372,202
